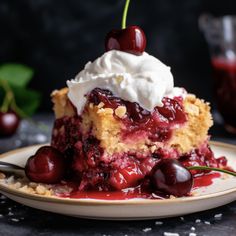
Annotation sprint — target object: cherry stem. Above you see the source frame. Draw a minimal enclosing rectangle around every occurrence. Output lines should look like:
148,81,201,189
0,80,14,113
122,0,131,29
187,166,236,177
0,79,27,117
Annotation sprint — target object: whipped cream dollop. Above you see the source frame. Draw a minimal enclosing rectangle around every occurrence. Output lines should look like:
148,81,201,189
67,50,183,115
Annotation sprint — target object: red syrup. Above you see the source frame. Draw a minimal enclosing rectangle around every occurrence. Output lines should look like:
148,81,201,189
211,58,236,129
55,173,221,200
55,182,167,200
192,172,221,190
63,189,159,200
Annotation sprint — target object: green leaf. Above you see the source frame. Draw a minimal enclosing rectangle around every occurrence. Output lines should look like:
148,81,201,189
12,86,41,116
0,86,4,102
0,63,34,88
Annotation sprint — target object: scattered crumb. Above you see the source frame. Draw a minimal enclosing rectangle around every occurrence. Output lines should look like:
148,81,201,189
97,102,105,109
189,233,197,236
214,213,222,219
0,214,3,218
11,218,19,222
29,182,38,188
143,228,152,232
155,221,163,225
0,175,56,197
97,107,113,115
195,219,201,223
191,227,195,231
164,233,179,236
115,106,127,118
180,217,185,221
150,145,156,153
36,185,47,195
204,221,211,225
13,182,22,189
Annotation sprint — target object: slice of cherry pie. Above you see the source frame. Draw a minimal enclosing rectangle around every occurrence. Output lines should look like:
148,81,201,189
0,0,232,200
51,84,225,192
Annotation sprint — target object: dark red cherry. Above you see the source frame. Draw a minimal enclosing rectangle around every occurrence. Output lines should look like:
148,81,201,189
151,159,193,197
25,146,65,184
156,98,186,124
0,111,20,137
125,101,150,122
109,162,144,190
105,26,146,55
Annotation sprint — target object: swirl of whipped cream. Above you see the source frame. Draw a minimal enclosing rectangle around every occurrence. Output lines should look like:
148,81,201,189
67,50,182,115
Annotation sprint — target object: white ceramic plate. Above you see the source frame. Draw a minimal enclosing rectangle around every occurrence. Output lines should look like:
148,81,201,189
0,141,236,220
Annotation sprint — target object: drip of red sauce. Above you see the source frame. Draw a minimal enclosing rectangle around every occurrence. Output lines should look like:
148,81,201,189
56,184,165,200
67,190,158,200
192,172,221,190
55,173,222,200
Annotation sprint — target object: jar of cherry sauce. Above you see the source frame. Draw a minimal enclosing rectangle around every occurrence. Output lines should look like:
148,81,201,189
200,14,236,133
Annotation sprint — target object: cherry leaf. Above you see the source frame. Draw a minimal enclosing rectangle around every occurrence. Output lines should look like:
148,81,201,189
0,64,34,88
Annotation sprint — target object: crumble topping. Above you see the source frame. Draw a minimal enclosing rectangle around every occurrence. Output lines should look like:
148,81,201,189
0,173,53,196
0,173,78,197
115,106,127,118
97,102,105,108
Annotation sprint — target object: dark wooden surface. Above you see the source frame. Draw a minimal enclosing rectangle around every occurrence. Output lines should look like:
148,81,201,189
0,113,236,236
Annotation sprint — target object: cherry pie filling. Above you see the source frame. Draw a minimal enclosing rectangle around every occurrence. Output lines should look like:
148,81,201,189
51,88,227,199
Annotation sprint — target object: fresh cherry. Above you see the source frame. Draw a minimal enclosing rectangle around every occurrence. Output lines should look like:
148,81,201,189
156,98,186,124
0,111,20,137
25,146,65,184
125,100,150,122
109,162,144,190
105,0,146,55
150,159,193,197
105,26,146,55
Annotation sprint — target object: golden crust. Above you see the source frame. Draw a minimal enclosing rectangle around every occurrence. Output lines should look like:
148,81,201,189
51,88,213,155
169,94,213,153
51,88,75,119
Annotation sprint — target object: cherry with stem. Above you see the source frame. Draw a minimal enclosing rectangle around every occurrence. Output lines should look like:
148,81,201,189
0,80,27,117
0,80,24,136
105,0,146,55
151,159,236,197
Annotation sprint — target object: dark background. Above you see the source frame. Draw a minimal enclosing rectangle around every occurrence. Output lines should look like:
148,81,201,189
0,0,236,111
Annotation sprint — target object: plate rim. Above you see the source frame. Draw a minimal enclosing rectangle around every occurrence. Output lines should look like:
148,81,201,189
0,141,236,206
